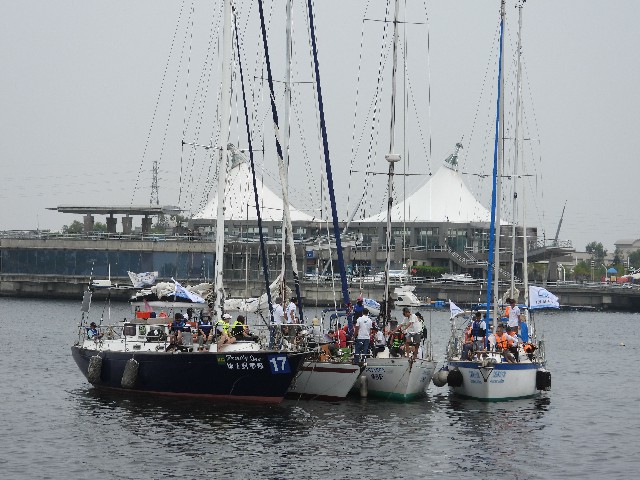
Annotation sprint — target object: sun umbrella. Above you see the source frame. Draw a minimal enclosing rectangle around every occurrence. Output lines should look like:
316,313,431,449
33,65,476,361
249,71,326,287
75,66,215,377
607,267,618,274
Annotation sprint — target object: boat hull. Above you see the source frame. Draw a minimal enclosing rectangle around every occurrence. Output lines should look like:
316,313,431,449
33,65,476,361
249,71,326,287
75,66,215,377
359,357,437,400
448,360,540,401
287,361,361,401
71,346,305,403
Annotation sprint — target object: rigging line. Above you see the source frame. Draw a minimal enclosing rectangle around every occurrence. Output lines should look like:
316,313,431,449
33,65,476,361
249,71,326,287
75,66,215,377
131,0,188,207
233,9,273,326
422,0,433,168
360,0,393,220
158,3,193,202
346,0,371,222
178,0,196,211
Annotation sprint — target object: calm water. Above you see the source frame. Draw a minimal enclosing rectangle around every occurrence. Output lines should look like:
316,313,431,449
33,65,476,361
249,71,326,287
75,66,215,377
0,297,638,479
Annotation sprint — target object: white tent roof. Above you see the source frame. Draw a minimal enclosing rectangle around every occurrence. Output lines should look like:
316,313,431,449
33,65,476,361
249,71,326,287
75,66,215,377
194,153,316,222
362,163,500,224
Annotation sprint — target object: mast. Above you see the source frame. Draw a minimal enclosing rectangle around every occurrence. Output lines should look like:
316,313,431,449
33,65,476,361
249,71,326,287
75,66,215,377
213,0,233,320
306,0,351,319
514,2,530,309
510,0,525,299
487,0,506,334
383,0,401,324
280,0,293,298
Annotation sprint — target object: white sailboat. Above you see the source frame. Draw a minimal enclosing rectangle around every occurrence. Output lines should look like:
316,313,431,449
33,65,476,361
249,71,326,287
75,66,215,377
437,0,551,401
355,0,436,400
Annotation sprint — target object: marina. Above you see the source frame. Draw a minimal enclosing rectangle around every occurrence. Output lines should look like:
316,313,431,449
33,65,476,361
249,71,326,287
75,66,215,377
0,298,638,479
1,0,640,478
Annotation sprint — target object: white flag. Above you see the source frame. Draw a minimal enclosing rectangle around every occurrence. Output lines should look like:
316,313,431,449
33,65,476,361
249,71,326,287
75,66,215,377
528,285,559,310
172,279,205,303
128,271,158,288
449,300,463,318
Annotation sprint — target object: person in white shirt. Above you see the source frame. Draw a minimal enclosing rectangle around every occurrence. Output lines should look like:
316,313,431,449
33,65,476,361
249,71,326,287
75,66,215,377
272,297,285,324
286,297,298,324
506,298,522,334
372,325,386,357
397,307,423,358
353,308,373,364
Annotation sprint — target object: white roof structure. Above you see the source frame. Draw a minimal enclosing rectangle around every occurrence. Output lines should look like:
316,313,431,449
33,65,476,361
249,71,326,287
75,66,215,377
363,161,500,224
194,147,316,222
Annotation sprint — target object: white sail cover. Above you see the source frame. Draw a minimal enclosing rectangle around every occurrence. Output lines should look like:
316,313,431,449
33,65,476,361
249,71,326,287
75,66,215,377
362,164,499,224
194,152,315,222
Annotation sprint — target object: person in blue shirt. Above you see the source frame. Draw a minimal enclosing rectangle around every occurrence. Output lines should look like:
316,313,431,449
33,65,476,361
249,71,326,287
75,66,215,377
170,313,186,344
197,316,213,350
87,322,103,341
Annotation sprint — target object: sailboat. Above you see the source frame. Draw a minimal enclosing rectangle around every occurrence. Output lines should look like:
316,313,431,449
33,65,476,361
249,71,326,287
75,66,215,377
437,0,552,401
71,0,306,403
351,0,436,400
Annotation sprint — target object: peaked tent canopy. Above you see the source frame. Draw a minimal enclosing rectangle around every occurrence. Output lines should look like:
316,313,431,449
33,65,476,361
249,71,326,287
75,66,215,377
194,145,316,222
362,162,502,224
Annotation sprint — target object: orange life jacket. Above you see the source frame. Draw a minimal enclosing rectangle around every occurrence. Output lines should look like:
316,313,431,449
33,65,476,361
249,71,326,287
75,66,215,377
495,332,513,350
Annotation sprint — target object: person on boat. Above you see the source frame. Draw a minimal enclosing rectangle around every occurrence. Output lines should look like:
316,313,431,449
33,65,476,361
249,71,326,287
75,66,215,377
493,326,519,363
169,313,186,345
398,307,422,358
506,298,522,334
372,325,386,357
461,323,473,360
231,315,258,342
87,322,103,341
353,297,365,321
334,323,347,350
196,315,213,350
353,308,373,365
471,311,487,357
287,297,299,324
388,329,405,357
215,313,236,349
272,296,285,325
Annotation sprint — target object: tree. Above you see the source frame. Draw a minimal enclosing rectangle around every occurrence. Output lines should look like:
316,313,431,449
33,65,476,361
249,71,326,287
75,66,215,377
613,247,623,266
61,220,84,234
93,222,107,232
585,241,607,263
572,260,591,281
629,250,640,269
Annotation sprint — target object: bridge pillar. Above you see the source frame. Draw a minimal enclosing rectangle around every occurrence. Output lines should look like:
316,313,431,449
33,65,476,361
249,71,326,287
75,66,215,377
83,215,94,233
106,216,117,233
122,216,133,234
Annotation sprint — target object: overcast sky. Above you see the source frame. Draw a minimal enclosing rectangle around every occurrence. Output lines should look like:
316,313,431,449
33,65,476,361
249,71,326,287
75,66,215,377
1,0,638,254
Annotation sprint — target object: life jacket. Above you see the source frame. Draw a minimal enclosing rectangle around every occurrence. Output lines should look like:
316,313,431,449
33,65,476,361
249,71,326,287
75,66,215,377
215,320,229,334
504,306,511,318
523,342,536,354
472,320,486,339
391,332,404,347
230,320,246,337
495,332,513,351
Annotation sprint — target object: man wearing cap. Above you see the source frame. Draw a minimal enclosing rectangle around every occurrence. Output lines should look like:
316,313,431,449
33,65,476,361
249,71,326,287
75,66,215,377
87,322,103,341
471,311,487,356
215,313,235,349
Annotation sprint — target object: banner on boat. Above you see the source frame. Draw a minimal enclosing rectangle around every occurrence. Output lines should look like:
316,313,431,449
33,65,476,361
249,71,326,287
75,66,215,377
529,285,560,310
449,300,463,318
172,278,206,303
128,271,158,288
